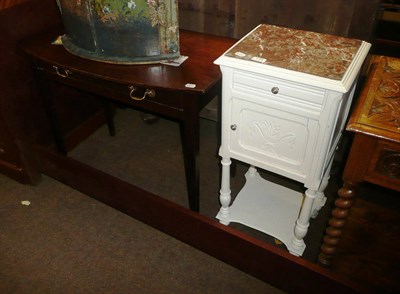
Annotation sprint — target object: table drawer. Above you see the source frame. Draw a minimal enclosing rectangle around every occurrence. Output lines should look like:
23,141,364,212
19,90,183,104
366,139,400,192
36,63,183,111
232,69,326,111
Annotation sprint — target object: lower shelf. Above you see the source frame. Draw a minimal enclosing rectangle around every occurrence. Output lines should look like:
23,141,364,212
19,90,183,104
217,170,305,255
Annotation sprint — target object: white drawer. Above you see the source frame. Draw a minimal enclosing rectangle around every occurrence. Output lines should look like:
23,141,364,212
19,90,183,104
232,69,326,109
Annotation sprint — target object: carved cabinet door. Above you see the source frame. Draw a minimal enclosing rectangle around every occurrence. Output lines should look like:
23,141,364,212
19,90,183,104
227,86,320,182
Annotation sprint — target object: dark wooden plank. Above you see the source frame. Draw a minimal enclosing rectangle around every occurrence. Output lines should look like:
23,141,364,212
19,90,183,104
179,0,236,37
31,144,370,294
179,0,379,40
234,0,357,38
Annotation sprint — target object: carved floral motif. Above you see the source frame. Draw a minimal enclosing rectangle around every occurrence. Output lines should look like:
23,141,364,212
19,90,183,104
368,58,400,128
249,120,296,155
377,150,400,179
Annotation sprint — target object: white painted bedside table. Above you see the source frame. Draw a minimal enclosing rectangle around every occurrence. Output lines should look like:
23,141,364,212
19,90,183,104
214,24,370,256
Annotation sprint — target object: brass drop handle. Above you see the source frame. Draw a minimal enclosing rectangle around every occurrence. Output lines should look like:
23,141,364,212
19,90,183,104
129,86,156,101
53,66,71,78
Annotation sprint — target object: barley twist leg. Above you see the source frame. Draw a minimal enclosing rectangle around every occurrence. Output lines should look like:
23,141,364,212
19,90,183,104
318,182,357,266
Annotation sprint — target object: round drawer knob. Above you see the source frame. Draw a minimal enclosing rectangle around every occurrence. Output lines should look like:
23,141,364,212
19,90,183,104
230,124,237,131
271,87,279,94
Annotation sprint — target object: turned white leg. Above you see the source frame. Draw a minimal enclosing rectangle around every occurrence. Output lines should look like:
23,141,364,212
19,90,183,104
311,160,333,218
311,178,329,218
247,165,258,177
218,157,232,225
290,188,317,255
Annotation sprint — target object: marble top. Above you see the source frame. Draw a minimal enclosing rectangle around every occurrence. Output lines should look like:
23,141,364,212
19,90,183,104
224,24,363,81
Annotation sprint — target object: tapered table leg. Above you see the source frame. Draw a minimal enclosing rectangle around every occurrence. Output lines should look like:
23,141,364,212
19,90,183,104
180,100,201,212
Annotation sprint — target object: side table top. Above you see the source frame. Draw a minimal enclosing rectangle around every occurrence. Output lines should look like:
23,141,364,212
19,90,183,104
347,55,400,143
21,28,235,94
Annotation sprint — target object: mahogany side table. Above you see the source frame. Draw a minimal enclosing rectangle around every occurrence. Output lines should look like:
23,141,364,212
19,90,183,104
21,29,235,212
319,56,400,265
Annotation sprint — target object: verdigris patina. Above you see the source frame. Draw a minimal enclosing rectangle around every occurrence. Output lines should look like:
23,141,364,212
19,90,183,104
56,0,180,63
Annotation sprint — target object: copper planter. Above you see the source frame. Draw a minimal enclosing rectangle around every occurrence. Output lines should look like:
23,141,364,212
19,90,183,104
56,0,180,64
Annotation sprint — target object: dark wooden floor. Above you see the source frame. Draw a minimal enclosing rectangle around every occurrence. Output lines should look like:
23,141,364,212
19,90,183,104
327,182,400,293
57,106,400,293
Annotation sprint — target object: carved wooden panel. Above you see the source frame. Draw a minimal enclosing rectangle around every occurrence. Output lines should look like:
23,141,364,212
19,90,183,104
377,149,400,179
347,56,400,144
367,58,400,128
362,139,400,192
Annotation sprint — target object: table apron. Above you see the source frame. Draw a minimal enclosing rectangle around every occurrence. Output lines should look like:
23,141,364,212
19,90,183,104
36,67,189,120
